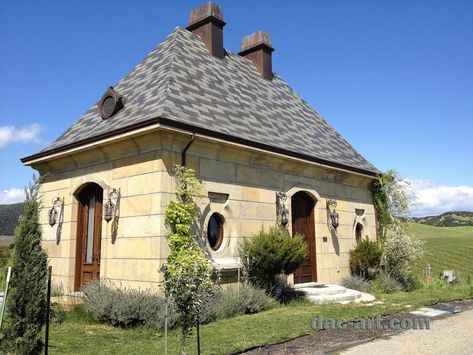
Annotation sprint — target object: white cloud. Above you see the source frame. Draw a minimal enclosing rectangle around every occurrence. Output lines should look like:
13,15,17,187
409,179,473,217
0,188,25,204
0,124,41,149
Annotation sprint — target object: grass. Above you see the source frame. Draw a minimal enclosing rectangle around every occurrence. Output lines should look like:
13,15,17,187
48,286,472,355
411,223,473,280
48,304,395,354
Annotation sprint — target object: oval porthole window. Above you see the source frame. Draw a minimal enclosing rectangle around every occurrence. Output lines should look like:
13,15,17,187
207,213,224,251
98,86,125,119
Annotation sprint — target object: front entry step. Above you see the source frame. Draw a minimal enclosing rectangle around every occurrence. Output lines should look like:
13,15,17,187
294,283,375,304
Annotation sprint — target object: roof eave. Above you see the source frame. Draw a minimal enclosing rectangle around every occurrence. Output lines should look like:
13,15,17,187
21,116,379,178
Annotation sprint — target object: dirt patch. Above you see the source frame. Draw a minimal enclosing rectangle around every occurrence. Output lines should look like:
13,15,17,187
237,299,473,355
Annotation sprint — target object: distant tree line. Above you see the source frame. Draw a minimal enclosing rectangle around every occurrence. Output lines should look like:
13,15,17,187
0,203,25,236
413,211,473,227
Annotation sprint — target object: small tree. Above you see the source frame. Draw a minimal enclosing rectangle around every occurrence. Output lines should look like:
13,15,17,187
371,170,424,288
240,226,308,292
161,166,213,355
382,226,424,288
1,177,48,354
349,237,382,279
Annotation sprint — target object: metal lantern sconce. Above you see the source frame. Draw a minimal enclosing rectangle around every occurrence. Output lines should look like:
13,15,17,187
104,188,120,223
327,199,339,230
48,197,64,227
276,192,289,228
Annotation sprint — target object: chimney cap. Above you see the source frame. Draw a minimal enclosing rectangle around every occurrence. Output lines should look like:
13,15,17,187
239,31,274,55
187,2,225,30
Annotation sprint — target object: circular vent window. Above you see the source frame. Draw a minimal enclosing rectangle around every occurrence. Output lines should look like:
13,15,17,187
207,213,224,251
98,87,125,119
102,96,116,118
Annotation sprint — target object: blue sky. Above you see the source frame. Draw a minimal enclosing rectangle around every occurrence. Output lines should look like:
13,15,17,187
1,0,472,216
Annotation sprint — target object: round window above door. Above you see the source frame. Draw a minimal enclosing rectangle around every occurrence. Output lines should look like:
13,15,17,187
207,213,224,251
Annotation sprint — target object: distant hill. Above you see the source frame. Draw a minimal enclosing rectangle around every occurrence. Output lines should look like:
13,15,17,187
413,211,473,227
0,203,24,236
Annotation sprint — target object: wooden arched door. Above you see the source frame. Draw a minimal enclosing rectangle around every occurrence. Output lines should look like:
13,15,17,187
75,183,103,291
291,191,317,284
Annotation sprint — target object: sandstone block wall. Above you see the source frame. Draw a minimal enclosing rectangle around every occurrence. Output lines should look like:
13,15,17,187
34,128,376,293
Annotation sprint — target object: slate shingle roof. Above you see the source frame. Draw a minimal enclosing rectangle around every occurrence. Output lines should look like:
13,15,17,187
23,28,378,175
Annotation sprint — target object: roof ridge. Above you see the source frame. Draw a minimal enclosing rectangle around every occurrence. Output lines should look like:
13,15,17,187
160,27,182,119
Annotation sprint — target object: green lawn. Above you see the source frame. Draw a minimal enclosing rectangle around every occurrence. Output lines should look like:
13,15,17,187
49,287,471,355
411,223,473,280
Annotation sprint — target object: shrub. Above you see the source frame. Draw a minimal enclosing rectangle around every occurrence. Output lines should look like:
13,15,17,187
348,237,382,279
403,274,423,291
50,303,67,324
200,285,277,323
0,178,48,354
82,280,276,331
341,276,372,292
82,279,177,329
381,226,424,287
373,274,403,294
240,226,308,292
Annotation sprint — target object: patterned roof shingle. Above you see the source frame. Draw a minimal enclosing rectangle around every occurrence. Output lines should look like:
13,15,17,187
25,28,378,175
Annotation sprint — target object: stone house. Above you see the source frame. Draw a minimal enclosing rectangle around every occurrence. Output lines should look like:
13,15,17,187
21,2,379,292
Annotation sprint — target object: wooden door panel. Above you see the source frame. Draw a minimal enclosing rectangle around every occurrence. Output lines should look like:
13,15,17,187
81,271,93,285
75,184,103,291
292,192,316,284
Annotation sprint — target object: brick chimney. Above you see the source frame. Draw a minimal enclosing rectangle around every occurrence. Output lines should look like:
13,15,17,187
186,2,226,59
239,31,274,80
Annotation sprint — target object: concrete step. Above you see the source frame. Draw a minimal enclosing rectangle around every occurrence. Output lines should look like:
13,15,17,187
296,284,348,296
295,283,375,304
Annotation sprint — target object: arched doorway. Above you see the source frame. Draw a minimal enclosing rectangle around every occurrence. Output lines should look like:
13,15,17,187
74,183,103,291
355,222,363,243
291,191,316,284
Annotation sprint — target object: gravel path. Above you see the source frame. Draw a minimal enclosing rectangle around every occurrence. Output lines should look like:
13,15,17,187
342,308,473,355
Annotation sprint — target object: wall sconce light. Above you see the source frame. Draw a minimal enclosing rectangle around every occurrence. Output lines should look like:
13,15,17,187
276,192,289,228
327,199,339,230
104,188,120,223
48,197,64,227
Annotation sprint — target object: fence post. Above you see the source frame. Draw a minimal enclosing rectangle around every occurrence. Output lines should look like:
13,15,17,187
160,266,168,355
0,266,12,330
237,257,241,299
164,295,168,355
196,314,201,355
45,265,52,355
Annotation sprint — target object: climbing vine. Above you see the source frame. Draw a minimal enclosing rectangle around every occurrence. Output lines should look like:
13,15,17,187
161,166,213,355
370,169,411,241
370,169,424,288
